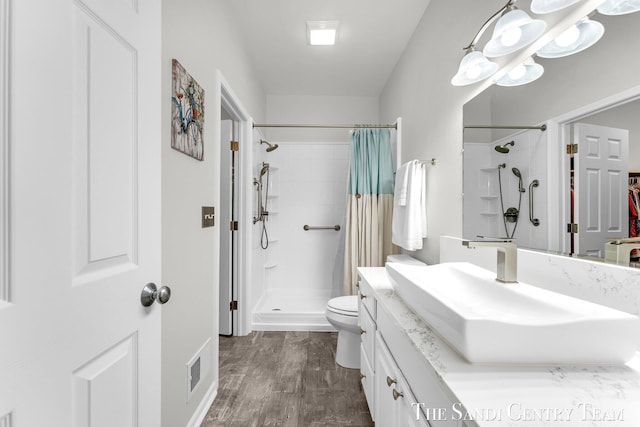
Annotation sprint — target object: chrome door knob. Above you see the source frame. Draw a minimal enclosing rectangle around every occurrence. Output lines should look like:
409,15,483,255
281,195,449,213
141,283,172,307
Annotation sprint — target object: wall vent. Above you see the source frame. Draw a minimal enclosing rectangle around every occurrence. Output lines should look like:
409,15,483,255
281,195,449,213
186,338,211,402
189,357,201,392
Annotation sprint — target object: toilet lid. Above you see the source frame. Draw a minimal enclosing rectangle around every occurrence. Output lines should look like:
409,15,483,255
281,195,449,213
327,295,358,316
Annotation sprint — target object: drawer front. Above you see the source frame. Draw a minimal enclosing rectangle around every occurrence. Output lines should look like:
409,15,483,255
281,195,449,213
360,343,375,421
359,305,376,367
358,280,376,319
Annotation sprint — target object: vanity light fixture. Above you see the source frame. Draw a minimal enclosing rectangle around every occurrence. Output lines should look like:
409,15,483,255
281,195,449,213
597,0,640,15
307,21,340,46
530,0,582,14
451,49,499,86
451,0,545,86
483,7,547,58
537,17,604,58
496,57,544,86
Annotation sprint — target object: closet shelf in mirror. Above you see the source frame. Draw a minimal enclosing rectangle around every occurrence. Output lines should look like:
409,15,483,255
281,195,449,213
480,167,500,172
480,195,499,200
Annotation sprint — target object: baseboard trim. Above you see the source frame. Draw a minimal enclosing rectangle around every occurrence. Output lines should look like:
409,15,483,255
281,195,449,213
185,380,218,427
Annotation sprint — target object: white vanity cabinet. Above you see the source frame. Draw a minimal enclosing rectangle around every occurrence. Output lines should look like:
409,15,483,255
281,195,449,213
375,332,431,427
358,280,377,420
358,272,466,427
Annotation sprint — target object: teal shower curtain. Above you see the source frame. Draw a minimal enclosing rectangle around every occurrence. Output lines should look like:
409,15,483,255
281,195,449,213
343,128,397,295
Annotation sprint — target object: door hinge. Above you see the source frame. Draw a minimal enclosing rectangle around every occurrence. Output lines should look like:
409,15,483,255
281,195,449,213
567,223,578,234
230,221,239,231
566,143,578,154
230,300,238,311
230,140,239,151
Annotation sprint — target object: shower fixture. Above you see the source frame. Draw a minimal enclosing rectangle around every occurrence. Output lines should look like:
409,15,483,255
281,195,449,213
260,139,279,152
494,141,515,153
512,167,525,193
496,162,524,238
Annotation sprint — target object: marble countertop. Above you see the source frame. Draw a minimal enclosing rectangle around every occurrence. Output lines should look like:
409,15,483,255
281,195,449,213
358,266,640,427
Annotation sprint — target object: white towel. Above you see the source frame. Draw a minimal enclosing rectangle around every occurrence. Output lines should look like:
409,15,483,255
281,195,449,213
394,161,411,206
392,160,427,250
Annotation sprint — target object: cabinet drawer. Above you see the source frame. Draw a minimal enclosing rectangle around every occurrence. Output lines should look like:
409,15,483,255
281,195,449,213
360,343,375,421
359,305,375,367
358,279,376,319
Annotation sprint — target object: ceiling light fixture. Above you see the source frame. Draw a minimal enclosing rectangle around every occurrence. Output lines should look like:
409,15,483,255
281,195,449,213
530,0,582,14
496,57,544,86
537,17,604,58
307,21,340,46
597,0,640,15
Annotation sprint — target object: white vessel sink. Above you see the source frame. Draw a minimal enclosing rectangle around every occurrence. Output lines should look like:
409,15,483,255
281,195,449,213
386,262,640,365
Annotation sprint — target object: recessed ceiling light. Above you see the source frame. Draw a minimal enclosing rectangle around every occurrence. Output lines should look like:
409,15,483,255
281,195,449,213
307,21,339,46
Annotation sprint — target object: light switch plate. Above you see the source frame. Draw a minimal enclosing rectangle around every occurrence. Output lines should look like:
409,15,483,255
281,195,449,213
202,206,215,228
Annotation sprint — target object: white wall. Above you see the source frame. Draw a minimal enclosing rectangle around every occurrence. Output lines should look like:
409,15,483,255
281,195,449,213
161,1,265,426
378,0,493,263
265,94,379,142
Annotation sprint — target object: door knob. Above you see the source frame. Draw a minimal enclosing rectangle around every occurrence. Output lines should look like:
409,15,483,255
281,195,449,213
141,283,172,307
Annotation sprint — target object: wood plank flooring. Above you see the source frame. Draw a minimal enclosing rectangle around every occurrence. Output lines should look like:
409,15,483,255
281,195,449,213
201,331,374,427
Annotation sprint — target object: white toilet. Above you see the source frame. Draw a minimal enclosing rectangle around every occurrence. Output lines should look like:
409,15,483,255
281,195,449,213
326,254,426,369
325,295,360,369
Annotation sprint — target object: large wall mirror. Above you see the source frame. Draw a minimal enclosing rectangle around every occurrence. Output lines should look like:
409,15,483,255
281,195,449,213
463,8,640,267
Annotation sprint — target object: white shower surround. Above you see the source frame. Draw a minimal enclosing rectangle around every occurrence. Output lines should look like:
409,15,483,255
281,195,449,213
251,142,350,331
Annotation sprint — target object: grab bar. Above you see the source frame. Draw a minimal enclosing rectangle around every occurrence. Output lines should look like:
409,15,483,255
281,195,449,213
529,179,540,226
303,225,341,231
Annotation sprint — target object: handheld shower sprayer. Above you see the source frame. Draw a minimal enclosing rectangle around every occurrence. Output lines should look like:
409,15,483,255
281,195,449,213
512,167,525,193
495,141,515,154
260,139,279,152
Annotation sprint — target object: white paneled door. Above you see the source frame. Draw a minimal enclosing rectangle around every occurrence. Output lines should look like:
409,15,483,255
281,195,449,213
0,1,161,426
574,123,629,257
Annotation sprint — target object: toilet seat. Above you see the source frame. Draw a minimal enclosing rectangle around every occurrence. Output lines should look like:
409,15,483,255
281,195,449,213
326,295,358,317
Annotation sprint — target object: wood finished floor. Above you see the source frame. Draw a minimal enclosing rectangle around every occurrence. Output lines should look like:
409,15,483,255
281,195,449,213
201,331,374,427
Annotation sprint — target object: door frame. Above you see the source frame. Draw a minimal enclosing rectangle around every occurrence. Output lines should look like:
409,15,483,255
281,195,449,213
216,70,252,336
545,84,640,255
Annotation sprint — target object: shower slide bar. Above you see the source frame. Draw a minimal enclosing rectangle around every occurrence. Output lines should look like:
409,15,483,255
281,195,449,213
303,224,341,231
464,124,547,131
253,123,397,129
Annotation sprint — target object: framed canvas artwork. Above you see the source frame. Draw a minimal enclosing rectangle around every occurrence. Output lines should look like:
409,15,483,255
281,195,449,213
171,59,204,161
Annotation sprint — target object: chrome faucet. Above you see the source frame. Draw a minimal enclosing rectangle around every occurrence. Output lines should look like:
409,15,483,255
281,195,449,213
462,239,518,283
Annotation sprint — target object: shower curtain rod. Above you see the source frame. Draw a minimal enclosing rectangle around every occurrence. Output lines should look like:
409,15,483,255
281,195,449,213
253,122,397,129
464,124,547,131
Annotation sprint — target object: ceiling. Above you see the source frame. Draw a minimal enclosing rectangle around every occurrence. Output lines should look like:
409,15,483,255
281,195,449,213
227,0,431,97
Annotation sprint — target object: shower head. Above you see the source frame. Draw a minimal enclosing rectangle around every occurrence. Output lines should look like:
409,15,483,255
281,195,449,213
495,141,515,154
259,164,269,177
260,139,279,152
